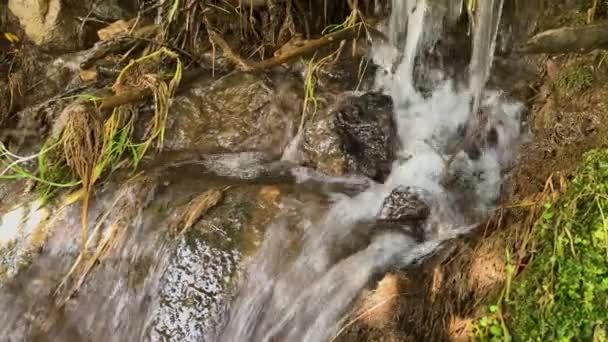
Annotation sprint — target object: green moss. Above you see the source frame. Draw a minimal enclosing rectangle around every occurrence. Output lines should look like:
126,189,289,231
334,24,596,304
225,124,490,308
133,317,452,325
506,149,608,341
554,64,594,95
557,11,587,27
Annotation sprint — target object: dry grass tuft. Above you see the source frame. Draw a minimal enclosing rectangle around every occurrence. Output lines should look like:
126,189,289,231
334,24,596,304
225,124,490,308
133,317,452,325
61,102,104,253
356,273,401,329
55,172,159,305
110,47,182,156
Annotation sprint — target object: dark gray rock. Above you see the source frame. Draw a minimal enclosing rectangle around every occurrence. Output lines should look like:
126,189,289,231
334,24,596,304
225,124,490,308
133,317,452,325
376,186,432,241
302,92,397,182
377,186,431,224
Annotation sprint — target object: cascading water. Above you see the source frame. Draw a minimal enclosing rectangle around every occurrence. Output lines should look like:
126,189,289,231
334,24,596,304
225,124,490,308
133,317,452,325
0,1,524,340
469,0,505,120
219,0,524,341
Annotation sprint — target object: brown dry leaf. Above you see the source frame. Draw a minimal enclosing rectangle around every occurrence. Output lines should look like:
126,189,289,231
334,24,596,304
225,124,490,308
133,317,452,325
79,68,98,82
175,188,225,235
97,19,136,41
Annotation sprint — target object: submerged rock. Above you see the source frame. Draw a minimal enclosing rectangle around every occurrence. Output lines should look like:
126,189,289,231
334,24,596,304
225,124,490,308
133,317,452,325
302,92,397,182
377,186,432,241
150,185,280,341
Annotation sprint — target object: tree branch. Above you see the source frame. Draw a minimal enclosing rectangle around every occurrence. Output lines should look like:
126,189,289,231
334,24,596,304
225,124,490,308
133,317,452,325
518,24,608,54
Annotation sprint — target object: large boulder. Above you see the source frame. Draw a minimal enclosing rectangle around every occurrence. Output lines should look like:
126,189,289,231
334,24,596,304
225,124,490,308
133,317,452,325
301,92,398,182
164,72,303,156
0,167,285,341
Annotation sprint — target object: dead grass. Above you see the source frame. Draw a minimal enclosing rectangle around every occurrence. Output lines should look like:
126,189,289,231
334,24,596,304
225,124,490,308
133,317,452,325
356,274,400,330
2,47,182,255
61,103,103,253
55,171,159,305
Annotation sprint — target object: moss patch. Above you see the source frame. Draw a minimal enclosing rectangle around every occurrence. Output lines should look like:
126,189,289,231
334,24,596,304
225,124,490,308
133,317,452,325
554,64,594,95
506,149,608,341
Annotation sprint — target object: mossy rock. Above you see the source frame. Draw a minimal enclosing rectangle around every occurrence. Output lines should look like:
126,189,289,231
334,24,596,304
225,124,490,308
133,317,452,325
506,149,608,341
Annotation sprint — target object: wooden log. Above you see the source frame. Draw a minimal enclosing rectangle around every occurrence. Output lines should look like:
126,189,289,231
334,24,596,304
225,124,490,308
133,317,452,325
519,24,608,54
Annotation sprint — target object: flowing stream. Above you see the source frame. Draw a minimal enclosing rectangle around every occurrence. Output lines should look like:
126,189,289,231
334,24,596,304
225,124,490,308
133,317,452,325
219,0,521,341
0,0,521,341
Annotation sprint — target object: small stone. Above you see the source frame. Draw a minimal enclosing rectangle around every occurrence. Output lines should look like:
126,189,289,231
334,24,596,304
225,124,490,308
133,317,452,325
79,68,98,82
377,186,431,223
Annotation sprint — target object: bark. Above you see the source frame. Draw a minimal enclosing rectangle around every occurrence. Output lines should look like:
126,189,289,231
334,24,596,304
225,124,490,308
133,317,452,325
519,24,608,54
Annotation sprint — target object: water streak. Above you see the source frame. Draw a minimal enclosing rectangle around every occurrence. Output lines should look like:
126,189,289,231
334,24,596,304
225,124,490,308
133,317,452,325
469,0,505,120
220,0,521,340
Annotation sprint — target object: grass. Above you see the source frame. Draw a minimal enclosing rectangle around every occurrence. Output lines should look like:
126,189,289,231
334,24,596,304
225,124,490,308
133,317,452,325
507,150,608,340
298,7,369,130
0,138,81,201
554,64,594,94
494,150,608,341
470,244,514,342
0,47,182,253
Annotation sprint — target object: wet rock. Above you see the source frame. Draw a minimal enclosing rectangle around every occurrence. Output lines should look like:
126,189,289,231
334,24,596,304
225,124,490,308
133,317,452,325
0,166,283,342
164,72,303,156
376,186,432,240
377,186,431,224
150,237,240,342
0,198,50,280
150,185,281,342
302,92,397,182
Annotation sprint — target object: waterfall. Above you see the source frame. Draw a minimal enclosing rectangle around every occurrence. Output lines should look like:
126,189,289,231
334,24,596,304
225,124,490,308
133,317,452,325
469,0,505,121
220,0,520,341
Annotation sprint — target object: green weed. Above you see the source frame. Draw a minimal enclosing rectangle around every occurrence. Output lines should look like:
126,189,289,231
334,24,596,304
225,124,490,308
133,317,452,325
505,150,608,341
554,64,594,94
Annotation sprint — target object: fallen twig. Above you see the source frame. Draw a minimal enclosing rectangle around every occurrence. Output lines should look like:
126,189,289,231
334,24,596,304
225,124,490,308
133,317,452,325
80,24,160,69
208,23,382,71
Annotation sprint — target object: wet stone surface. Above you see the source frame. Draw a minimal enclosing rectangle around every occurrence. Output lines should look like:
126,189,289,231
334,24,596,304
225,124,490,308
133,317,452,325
376,185,433,241
377,186,431,224
302,92,397,182
150,237,240,342
164,72,303,156
149,185,280,342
